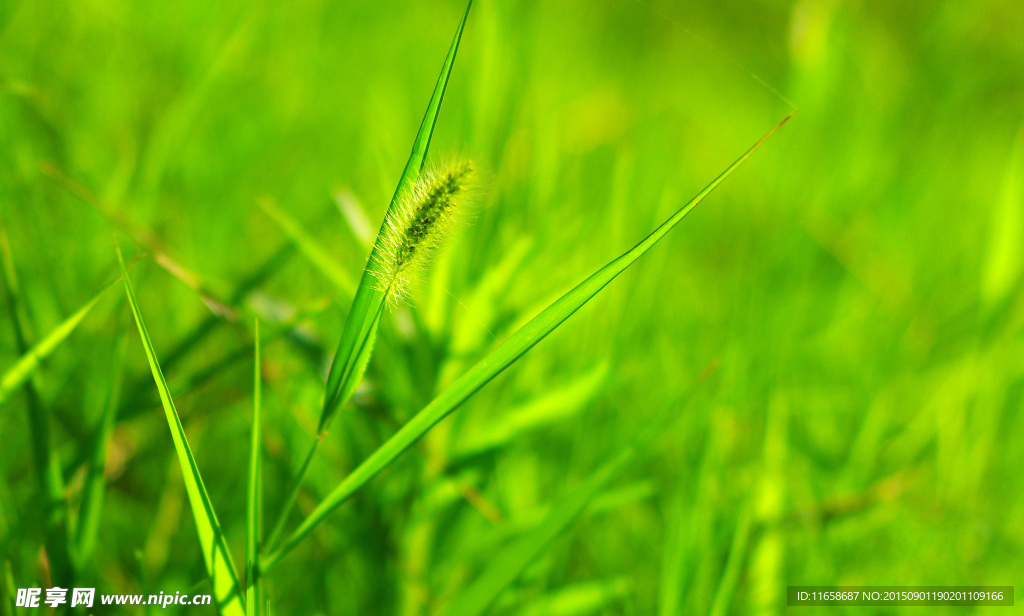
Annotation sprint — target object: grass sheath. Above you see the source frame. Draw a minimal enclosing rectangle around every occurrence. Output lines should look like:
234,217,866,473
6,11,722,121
261,112,794,571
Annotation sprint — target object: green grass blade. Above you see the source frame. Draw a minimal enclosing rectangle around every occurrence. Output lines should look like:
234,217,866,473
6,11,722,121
982,122,1024,307
0,289,103,408
707,506,753,616
453,364,607,460
256,197,356,298
657,489,688,616
246,319,264,616
317,0,473,435
262,437,319,553
75,320,127,566
116,246,245,616
262,113,792,570
518,578,631,616
0,226,74,583
1,561,15,616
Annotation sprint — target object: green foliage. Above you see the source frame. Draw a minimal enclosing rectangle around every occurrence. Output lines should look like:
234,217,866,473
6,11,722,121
2,1,1023,615
264,113,787,570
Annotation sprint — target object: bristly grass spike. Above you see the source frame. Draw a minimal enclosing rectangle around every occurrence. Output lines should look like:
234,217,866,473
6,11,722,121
372,159,475,305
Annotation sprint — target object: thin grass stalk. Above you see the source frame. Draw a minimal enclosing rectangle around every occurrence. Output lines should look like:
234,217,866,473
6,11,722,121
246,319,264,616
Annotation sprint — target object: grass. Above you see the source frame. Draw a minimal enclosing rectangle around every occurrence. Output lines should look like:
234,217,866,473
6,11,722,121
262,108,790,570
2,0,1023,615
113,3,790,605
117,244,245,616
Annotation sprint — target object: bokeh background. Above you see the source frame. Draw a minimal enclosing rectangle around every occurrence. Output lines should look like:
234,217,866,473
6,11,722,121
2,0,1023,613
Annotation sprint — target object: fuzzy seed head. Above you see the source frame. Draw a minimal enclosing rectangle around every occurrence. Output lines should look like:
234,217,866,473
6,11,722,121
372,160,473,303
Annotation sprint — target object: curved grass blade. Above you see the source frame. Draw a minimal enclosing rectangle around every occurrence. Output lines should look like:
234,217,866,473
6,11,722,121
317,0,474,435
453,364,607,460
116,246,245,616
261,113,794,570
0,226,74,583
75,321,127,566
246,319,264,616
0,290,103,408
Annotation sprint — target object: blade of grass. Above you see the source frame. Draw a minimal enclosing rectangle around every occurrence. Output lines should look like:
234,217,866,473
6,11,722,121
60,300,328,486
246,318,264,616
41,162,236,319
0,280,106,408
0,224,74,583
128,299,329,420
256,196,356,298
1,561,15,616
317,0,474,435
75,317,127,566
262,437,319,554
453,364,607,460
262,113,794,570
264,0,474,553
658,488,688,616
98,240,293,436
982,122,1024,308
137,241,296,385
519,579,631,616
116,245,245,616
334,188,374,249
707,506,753,616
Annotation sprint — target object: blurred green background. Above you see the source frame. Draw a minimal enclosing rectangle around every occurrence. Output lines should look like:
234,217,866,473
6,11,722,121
2,0,1023,613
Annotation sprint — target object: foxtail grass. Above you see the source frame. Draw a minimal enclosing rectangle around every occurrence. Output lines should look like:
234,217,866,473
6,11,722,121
372,160,474,304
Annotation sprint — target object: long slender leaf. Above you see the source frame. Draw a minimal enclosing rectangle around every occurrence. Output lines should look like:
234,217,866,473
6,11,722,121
453,364,607,460
0,226,74,583
246,319,264,616
75,320,127,566
256,197,356,298
519,579,631,616
116,246,245,616
0,288,103,408
262,113,794,570
317,0,473,435
2,561,15,616
708,506,753,616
